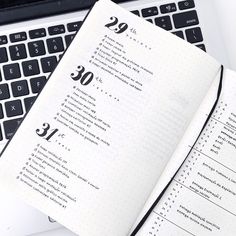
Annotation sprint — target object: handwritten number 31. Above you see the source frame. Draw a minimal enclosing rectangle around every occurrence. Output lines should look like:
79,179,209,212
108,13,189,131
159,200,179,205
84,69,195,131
36,123,59,142
105,16,128,34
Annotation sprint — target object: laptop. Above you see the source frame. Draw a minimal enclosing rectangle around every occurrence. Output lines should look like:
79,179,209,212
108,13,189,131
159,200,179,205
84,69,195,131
0,0,235,235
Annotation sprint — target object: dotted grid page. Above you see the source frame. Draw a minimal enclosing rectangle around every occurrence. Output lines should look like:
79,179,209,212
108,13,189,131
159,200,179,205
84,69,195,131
0,0,220,235
138,69,236,236
131,67,222,234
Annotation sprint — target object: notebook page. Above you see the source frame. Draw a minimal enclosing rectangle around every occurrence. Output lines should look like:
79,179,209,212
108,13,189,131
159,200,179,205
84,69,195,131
131,67,223,233
137,69,236,235
0,0,220,235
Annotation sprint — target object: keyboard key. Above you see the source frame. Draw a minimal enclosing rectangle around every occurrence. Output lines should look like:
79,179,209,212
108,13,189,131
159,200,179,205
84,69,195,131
0,125,3,141
41,56,57,73
67,21,82,32
146,19,153,23
178,0,195,10
173,10,199,29
0,105,3,119
131,10,140,16
11,80,29,97
24,96,36,112
0,48,8,63
47,37,64,54
3,118,22,139
5,100,23,117
0,84,10,100
9,44,27,61
160,3,177,13
0,36,7,45
22,60,40,77
196,44,206,52
155,16,172,31
186,27,203,43
172,31,184,39
30,76,47,93
141,7,158,17
3,63,21,80
10,32,27,43
0,104,3,119
48,25,65,35
28,41,46,57
65,34,75,47
29,28,46,39
0,70,2,82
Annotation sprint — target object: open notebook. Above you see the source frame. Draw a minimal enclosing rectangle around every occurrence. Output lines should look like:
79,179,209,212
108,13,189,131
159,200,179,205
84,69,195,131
0,0,236,235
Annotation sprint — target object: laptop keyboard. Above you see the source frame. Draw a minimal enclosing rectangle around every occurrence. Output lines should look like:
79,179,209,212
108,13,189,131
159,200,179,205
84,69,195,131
0,0,205,144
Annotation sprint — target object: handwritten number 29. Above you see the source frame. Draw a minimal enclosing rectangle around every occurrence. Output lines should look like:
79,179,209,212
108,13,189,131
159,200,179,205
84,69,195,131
105,16,128,34
71,66,94,85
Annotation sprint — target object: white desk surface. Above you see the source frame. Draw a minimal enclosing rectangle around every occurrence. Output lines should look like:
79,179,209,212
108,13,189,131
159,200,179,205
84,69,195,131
32,0,236,236
32,228,77,236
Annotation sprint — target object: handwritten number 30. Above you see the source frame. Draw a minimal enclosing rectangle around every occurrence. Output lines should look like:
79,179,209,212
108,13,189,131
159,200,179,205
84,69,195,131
71,66,94,85
105,16,128,34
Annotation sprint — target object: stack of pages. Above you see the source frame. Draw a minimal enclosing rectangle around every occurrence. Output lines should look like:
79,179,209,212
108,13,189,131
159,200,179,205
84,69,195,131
1,0,236,235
